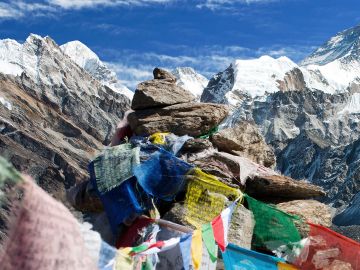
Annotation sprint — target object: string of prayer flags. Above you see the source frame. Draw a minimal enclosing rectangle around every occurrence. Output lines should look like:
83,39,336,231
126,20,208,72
90,143,140,194
179,234,192,270
294,223,360,270
201,223,217,263
184,168,242,228
134,147,193,201
245,194,301,249
191,230,203,270
222,243,285,270
211,201,236,252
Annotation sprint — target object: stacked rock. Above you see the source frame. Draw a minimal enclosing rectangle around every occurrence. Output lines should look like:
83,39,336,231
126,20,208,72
128,68,229,137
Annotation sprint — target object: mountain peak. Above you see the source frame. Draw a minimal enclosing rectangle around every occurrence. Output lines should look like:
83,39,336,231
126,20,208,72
301,24,360,66
172,67,208,99
61,40,100,68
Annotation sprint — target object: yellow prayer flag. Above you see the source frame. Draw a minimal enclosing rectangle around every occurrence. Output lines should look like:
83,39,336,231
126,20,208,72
278,262,299,270
114,247,134,270
185,168,242,228
191,229,203,270
149,132,170,145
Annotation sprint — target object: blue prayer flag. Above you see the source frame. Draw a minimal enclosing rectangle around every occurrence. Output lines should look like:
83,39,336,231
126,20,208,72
179,234,192,270
222,244,284,270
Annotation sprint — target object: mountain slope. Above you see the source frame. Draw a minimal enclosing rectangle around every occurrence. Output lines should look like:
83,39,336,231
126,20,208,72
60,40,134,99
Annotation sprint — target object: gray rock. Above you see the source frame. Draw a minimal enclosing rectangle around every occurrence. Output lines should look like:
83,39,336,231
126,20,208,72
153,67,177,83
228,205,254,249
128,102,229,137
210,121,276,168
131,80,195,110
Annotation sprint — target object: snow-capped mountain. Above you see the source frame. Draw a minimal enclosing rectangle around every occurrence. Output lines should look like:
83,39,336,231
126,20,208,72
0,34,130,205
201,24,360,222
172,67,208,99
301,24,360,92
201,55,337,107
60,41,134,99
301,24,360,66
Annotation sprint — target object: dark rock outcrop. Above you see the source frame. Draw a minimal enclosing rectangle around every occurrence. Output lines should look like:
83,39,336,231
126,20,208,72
128,102,229,137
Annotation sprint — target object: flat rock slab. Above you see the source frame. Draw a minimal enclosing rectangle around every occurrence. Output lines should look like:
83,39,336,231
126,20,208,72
131,80,195,110
246,174,326,201
128,102,229,137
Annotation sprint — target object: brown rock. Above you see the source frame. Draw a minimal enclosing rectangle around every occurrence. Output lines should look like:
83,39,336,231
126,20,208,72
277,200,332,236
128,102,229,137
131,80,195,110
246,174,326,201
185,150,277,188
153,67,177,83
210,121,276,168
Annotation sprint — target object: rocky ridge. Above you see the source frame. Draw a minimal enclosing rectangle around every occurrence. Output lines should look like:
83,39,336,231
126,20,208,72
0,34,130,202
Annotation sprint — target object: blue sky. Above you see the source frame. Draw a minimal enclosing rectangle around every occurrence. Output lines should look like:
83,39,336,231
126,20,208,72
1,0,359,89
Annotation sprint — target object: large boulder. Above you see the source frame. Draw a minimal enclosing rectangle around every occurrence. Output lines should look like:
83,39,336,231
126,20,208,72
131,80,195,110
210,121,276,168
277,200,332,236
128,102,229,137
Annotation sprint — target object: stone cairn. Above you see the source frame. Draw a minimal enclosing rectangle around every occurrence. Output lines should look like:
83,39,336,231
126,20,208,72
70,67,331,254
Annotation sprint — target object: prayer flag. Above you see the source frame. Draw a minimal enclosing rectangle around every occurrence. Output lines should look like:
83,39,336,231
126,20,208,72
191,230,203,270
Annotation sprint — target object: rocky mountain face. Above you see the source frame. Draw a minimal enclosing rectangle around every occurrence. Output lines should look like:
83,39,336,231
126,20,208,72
200,24,360,225
0,34,130,202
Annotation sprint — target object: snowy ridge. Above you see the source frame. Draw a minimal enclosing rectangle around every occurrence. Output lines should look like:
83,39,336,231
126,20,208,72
60,41,134,99
172,67,208,99
232,55,297,98
201,55,338,106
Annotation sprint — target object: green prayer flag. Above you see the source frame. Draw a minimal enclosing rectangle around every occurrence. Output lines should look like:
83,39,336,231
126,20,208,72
131,243,149,254
202,223,218,262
